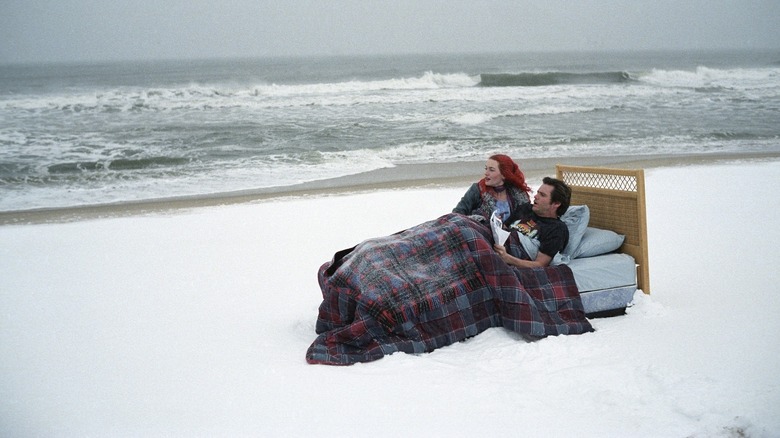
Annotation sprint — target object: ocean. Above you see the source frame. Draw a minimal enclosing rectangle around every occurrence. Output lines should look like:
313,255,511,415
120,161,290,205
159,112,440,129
1,50,779,212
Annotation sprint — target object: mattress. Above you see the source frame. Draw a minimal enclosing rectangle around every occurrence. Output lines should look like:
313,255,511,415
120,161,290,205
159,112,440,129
567,253,637,316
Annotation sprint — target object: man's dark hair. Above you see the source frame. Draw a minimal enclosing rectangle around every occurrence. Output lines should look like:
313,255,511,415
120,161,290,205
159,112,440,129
543,177,571,217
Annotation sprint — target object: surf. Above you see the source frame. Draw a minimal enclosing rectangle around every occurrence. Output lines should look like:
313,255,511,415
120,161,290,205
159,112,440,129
479,71,633,87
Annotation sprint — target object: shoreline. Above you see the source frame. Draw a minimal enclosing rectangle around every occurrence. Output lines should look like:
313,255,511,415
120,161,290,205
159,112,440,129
2,151,778,226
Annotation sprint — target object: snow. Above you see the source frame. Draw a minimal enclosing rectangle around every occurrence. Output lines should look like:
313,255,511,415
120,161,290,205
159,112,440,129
1,160,779,437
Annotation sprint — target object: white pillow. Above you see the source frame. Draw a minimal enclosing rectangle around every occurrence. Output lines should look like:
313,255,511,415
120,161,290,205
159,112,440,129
560,205,589,257
572,227,625,258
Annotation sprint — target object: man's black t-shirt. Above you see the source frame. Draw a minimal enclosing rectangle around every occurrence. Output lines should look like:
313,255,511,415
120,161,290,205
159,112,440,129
505,203,569,258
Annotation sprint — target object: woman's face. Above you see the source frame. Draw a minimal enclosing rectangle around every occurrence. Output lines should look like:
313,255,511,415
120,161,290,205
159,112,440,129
484,159,504,187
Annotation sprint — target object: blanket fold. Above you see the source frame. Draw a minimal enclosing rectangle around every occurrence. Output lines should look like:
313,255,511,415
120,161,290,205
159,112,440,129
307,213,592,365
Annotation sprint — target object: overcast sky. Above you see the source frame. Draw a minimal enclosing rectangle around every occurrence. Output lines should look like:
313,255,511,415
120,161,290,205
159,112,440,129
1,0,779,64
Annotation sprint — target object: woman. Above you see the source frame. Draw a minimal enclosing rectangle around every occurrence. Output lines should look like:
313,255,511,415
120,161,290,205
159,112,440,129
453,154,531,223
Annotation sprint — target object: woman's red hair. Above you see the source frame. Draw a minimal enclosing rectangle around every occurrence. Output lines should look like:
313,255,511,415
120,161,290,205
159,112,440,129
481,154,530,194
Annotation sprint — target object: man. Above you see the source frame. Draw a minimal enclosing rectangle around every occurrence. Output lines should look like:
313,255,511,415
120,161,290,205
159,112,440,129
493,176,571,268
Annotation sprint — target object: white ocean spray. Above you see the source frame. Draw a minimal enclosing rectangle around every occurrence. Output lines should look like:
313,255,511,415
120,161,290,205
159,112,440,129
1,50,779,211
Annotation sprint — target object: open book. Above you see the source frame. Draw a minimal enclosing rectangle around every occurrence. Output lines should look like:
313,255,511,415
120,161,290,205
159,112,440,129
490,211,510,245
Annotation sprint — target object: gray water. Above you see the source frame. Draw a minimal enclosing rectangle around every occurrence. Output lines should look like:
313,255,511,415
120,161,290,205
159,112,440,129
1,50,779,211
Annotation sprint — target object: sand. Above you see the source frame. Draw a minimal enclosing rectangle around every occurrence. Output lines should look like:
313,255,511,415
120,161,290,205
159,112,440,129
2,151,778,226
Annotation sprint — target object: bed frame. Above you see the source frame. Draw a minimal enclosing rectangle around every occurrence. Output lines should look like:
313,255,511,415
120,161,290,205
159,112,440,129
556,165,650,294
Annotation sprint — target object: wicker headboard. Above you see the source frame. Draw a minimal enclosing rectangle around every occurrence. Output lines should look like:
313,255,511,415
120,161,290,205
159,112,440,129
556,165,650,294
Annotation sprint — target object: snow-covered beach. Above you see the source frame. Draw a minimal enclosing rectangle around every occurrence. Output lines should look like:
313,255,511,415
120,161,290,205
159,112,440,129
1,157,779,437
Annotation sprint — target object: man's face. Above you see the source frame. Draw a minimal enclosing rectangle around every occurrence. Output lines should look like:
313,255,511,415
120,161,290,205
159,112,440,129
532,184,558,217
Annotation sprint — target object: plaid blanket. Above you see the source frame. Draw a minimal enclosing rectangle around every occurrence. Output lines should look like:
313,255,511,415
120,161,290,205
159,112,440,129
306,213,592,365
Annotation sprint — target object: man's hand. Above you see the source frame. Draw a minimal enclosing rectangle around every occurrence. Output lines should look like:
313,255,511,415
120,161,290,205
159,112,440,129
493,243,516,265
493,243,553,268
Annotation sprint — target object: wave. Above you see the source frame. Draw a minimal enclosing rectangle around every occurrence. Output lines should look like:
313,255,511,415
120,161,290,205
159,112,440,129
447,105,605,125
46,157,191,174
639,66,780,90
256,71,479,96
5,66,777,116
0,71,481,113
477,66,780,90
701,131,766,141
479,71,633,87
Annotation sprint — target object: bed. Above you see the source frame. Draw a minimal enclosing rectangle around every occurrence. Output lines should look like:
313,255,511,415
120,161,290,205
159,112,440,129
306,165,650,365
555,164,650,317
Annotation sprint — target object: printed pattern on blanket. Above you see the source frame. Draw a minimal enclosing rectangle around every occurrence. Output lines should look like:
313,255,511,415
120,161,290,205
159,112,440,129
306,213,592,365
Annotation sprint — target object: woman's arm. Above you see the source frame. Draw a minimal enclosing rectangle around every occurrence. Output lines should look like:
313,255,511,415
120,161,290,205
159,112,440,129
452,183,481,215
